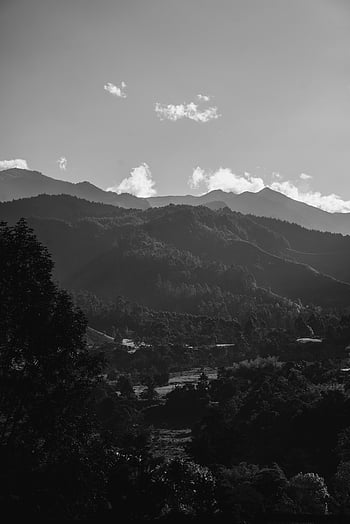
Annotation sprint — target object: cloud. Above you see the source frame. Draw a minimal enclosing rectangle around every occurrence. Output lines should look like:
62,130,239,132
0,159,28,171
300,173,312,180
189,166,350,213
57,157,67,171
197,94,210,102
272,171,282,180
189,166,206,188
107,163,156,198
270,180,350,213
155,99,220,123
189,167,264,193
104,81,127,98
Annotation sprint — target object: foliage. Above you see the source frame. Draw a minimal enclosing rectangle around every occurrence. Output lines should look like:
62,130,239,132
288,472,329,514
150,458,216,516
4,213,350,521
0,220,108,518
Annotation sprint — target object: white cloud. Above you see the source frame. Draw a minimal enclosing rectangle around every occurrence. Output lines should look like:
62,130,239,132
197,94,210,102
300,173,312,180
189,167,264,193
0,159,28,171
104,81,127,98
189,166,350,213
107,163,156,198
270,180,350,213
272,171,281,180
155,99,219,123
189,166,206,188
57,157,67,171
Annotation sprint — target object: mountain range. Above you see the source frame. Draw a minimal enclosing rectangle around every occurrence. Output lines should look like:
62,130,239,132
0,168,149,209
1,168,350,234
149,189,350,235
2,194,350,321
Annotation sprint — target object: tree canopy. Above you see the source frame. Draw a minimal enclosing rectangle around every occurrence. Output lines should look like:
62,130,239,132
0,219,105,518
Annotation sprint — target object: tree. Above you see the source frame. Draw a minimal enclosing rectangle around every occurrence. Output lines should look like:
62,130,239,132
333,461,350,514
288,472,329,514
197,371,210,399
116,375,135,399
140,375,159,401
151,458,216,516
0,220,106,518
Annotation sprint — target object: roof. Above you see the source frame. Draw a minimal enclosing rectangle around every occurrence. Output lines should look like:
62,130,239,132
296,337,323,344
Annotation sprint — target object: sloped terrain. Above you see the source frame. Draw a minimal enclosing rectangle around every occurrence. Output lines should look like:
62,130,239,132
1,195,350,313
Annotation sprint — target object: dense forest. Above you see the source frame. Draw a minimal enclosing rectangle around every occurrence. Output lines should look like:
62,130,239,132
3,197,350,521
3,195,350,317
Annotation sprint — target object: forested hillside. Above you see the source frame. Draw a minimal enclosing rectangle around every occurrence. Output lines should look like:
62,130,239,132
2,195,350,321
4,199,350,521
251,214,350,284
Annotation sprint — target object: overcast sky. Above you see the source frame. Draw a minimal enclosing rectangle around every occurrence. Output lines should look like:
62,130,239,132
1,0,350,210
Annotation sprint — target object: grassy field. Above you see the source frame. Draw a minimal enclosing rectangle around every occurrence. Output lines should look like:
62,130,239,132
150,428,192,460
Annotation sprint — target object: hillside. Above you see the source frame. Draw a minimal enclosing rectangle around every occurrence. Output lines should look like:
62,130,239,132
248,214,350,284
2,195,350,316
0,194,127,222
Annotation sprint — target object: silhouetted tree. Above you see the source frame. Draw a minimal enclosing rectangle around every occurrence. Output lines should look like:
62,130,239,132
0,220,106,519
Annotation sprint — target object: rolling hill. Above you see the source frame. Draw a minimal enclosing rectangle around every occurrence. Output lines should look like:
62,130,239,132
1,195,350,316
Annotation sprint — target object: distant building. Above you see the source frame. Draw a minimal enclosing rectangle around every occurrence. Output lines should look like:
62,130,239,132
121,338,149,354
296,338,322,344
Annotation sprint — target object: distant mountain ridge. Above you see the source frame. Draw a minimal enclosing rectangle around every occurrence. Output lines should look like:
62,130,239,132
0,168,149,209
2,168,350,234
148,188,350,235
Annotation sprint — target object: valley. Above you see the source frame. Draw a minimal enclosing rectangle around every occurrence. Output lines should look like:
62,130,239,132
3,185,350,522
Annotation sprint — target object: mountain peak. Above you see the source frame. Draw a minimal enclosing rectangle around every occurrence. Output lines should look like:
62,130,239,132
259,186,280,195
257,186,288,200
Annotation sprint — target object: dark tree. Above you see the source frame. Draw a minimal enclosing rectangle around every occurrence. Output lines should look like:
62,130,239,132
0,220,106,519
116,375,135,399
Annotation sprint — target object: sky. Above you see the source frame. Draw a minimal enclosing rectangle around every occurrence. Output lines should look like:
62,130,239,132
1,0,350,211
